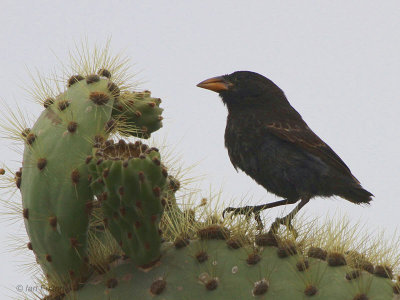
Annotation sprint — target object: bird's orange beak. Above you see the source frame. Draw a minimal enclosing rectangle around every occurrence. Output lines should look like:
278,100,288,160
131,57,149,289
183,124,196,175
196,76,232,92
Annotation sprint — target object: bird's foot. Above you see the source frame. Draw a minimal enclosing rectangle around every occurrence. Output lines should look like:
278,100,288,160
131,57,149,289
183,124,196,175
268,217,298,238
222,206,254,218
222,206,264,230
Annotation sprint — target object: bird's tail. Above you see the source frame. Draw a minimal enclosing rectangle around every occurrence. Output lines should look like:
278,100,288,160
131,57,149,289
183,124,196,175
339,186,373,204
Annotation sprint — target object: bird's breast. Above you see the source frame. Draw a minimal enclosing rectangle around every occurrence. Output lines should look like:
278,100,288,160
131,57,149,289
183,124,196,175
224,115,266,173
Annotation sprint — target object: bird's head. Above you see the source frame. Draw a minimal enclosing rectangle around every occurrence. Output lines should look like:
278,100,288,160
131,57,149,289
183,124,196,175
197,71,285,108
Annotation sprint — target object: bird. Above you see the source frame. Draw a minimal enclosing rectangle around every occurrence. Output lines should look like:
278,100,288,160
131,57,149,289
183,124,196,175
197,71,373,232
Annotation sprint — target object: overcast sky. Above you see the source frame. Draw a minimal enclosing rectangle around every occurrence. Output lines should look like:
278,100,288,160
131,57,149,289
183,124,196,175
1,1,399,297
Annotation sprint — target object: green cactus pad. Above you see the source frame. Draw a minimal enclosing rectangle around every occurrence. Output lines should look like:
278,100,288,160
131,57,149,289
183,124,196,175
87,140,168,267
21,76,118,286
112,91,163,138
65,237,398,300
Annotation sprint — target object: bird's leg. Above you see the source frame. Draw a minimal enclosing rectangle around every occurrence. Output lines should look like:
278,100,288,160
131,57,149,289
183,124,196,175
222,198,299,229
269,196,311,237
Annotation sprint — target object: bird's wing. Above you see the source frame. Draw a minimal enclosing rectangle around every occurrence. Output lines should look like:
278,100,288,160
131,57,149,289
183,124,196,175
264,120,360,183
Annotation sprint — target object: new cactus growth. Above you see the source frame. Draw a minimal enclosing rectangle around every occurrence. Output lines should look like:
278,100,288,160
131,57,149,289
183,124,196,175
112,91,163,138
87,140,167,267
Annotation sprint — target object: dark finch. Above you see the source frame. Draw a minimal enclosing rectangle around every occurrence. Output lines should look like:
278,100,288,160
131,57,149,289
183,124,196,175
197,71,373,232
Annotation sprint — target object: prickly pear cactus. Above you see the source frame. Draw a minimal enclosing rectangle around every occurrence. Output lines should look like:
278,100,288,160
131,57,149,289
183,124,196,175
1,44,399,300
10,45,166,291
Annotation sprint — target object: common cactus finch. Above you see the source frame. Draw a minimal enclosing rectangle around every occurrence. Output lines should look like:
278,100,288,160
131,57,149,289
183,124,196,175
197,71,372,232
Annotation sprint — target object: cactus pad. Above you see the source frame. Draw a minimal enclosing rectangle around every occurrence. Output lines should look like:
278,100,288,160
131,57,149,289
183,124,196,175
65,232,399,300
87,140,168,267
21,76,118,286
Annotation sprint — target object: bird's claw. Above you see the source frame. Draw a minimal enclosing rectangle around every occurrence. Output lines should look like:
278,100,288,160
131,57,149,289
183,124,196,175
269,217,298,238
222,206,264,230
222,206,254,219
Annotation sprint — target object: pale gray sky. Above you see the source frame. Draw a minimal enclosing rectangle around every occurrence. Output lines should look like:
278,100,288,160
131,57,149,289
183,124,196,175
1,1,399,297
